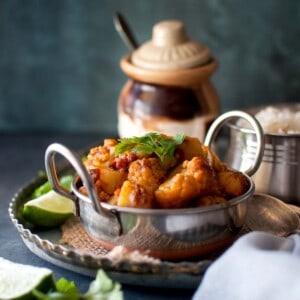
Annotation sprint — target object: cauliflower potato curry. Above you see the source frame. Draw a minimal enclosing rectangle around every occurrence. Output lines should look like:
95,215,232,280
79,133,249,209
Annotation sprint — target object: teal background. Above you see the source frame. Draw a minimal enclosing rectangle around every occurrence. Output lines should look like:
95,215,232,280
0,0,299,134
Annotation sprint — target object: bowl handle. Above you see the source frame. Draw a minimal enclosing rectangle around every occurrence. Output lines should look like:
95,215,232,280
204,110,264,176
44,143,119,225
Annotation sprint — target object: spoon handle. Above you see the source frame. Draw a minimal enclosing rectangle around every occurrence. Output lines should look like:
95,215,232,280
113,12,139,51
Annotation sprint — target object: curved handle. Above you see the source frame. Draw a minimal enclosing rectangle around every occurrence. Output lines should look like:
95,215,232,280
204,110,264,176
44,143,102,214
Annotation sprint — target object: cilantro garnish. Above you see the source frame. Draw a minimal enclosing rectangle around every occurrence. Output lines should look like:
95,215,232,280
33,269,123,300
115,132,185,165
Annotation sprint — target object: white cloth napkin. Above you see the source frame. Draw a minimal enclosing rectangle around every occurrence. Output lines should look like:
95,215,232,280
193,231,300,300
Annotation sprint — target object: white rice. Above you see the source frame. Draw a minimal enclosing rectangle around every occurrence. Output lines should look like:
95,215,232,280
254,106,300,134
238,106,300,134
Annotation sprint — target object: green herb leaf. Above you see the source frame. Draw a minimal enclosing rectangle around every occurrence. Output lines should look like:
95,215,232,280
115,132,185,165
33,269,123,300
56,278,79,294
31,175,74,199
33,277,80,300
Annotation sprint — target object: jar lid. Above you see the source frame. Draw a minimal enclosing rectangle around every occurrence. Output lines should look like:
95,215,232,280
131,20,212,71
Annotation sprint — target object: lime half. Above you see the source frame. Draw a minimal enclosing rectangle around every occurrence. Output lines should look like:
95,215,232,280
0,257,55,300
23,190,74,228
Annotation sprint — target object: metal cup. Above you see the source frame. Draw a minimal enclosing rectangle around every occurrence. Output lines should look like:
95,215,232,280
224,104,300,204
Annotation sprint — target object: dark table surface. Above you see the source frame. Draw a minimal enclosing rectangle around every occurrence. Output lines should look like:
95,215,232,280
0,132,197,300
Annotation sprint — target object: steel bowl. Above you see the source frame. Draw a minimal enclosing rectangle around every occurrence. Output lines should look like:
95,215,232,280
45,111,264,260
224,103,300,204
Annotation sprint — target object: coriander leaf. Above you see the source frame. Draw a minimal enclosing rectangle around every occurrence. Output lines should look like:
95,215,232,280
56,278,79,294
33,278,79,300
115,132,185,165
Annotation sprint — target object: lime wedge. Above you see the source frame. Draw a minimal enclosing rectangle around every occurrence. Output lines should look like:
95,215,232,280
23,190,74,228
0,257,55,300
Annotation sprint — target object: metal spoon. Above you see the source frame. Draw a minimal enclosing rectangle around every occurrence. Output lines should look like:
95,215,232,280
113,12,139,51
245,193,300,237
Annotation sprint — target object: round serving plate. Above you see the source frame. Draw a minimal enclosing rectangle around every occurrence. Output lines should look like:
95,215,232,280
8,174,213,289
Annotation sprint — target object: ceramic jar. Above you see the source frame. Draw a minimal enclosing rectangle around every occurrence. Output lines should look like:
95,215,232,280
118,20,220,141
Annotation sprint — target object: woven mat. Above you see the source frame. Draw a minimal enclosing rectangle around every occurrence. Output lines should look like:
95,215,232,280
60,217,110,256
60,217,164,264
60,216,240,258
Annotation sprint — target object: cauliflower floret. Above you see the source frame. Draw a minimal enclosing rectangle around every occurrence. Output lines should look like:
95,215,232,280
155,157,220,208
85,139,118,169
155,173,200,208
116,158,166,208
128,158,166,195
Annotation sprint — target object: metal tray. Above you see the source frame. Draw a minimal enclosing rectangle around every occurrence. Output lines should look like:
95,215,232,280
9,175,213,289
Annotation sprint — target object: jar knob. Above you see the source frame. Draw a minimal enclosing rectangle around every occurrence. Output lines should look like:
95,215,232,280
152,20,188,46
